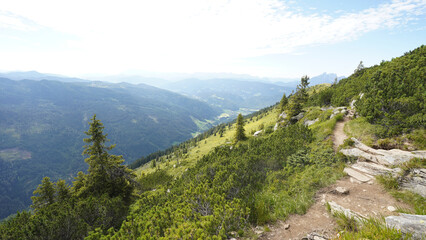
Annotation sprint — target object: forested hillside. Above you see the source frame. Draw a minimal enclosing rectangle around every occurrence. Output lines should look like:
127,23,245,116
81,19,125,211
0,79,219,219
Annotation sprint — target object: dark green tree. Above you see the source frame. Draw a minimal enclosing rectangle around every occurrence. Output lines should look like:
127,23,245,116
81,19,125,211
31,177,55,210
55,179,71,203
286,76,309,119
279,93,288,113
234,113,246,141
73,114,135,202
354,61,365,73
297,75,310,103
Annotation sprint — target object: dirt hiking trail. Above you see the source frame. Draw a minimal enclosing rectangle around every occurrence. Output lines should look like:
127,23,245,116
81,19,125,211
259,109,413,240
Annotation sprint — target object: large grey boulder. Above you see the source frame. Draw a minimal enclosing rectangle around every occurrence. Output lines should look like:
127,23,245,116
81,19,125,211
400,169,426,198
279,111,287,119
350,161,401,177
304,118,319,126
274,123,278,131
344,167,373,183
340,138,426,166
386,214,426,239
320,106,334,111
330,107,347,119
291,112,304,121
327,201,366,223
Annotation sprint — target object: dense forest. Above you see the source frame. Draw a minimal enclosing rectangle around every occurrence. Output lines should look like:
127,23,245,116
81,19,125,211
0,45,425,239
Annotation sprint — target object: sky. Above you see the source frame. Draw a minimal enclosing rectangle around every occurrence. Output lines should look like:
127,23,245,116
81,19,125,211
0,0,425,79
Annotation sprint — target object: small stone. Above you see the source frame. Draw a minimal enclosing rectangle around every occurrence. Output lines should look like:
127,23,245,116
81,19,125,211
284,224,290,230
253,130,263,136
387,206,397,212
335,187,349,195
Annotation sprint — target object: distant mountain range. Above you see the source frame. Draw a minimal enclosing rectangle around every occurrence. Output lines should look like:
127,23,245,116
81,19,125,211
0,78,218,219
0,71,89,83
161,78,292,113
2,71,344,119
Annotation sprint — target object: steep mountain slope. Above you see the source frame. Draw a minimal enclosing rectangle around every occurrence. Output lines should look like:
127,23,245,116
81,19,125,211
0,78,219,219
310,45,425,136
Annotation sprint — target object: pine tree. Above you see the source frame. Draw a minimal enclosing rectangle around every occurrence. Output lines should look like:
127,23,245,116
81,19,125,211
74,114,135,201
354,61,365,73
286,76,309,119
297,75,310,103
234,113,246,141
31,177,55,210
279,93,288,113
55,179,70,202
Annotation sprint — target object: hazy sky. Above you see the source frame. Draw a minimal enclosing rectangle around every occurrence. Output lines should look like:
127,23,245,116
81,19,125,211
0,0,425,78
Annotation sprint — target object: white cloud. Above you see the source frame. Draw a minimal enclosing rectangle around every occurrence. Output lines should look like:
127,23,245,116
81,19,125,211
0,11,38,31
0,0,425,75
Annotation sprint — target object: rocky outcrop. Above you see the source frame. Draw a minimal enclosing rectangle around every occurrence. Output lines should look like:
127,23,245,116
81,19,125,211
304,118,319,126
330,107,347,119
340,138,426,166
327,201,366,223
350,161,401,177
344,167,373,183
302,232,328,240
340,138,426,196
279,111,287,119
386,214,426,239
291,112,304,121
274,123,278,131
400,168,426,198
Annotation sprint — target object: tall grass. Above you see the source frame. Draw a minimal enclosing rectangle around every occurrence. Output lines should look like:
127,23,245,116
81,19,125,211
253,162,345,225
344,117,380,146
335,217,408,240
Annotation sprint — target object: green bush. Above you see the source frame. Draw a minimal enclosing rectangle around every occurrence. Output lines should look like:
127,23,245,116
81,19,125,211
342,138,355,148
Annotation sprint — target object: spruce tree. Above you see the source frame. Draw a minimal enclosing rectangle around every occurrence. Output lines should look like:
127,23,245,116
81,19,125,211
31,177,55,210
74,114,135,201
297,75,310,103
286,76,309,119
234,113,246,141
279,93,288,113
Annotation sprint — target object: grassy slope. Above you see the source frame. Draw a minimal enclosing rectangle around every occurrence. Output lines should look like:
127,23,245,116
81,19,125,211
136,108,279,177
